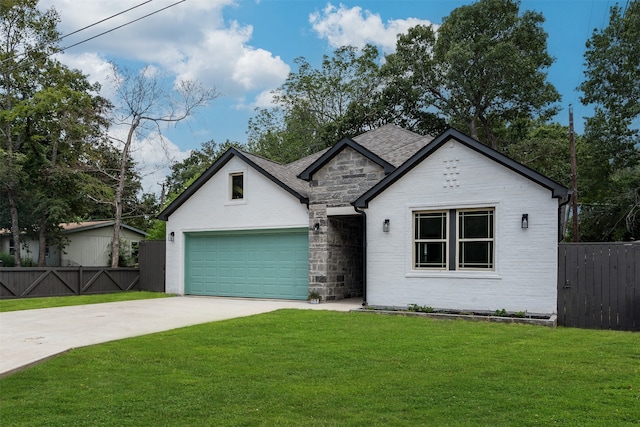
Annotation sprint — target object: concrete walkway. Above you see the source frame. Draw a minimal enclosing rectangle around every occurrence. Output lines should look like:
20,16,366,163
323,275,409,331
0,296,362,377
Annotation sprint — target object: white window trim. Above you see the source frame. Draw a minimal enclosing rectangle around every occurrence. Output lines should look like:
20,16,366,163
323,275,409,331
405,202,500,278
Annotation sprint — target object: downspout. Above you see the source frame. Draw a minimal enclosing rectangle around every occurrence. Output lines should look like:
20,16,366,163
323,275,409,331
354,206,367,306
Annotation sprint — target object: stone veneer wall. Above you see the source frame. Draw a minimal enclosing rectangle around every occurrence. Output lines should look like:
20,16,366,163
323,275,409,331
308,147,385,300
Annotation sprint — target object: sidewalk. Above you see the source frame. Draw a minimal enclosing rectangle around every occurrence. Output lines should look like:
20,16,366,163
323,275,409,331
0,296,361,377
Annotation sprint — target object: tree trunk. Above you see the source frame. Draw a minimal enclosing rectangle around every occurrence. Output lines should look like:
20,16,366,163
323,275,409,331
8,190,21,267
480,115,498,150
111,117,139,268
38,220,47,267
469,116,478,140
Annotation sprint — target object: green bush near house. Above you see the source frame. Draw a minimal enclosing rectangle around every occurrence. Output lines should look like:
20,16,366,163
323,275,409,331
1,310,637,426
0,252,35,267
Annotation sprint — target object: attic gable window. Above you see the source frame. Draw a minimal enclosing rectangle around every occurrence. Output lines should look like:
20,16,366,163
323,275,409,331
230,173,244,200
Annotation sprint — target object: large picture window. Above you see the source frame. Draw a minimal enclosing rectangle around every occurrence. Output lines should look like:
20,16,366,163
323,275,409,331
413,208,494,271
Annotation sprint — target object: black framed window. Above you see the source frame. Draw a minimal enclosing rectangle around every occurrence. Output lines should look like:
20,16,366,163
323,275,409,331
414,211,447,269
231,173,244,200
413,208,494,271
458,210,494,269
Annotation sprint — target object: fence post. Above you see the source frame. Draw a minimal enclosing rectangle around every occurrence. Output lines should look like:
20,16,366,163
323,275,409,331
78,267,83,295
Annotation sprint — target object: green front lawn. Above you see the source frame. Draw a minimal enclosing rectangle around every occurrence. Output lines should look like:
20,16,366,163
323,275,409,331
0,291,171,313
1,310,638,426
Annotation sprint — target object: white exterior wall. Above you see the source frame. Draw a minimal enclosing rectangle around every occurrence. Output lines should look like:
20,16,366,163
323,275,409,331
165,157,309,294
366,139,559,314
61,227,144,266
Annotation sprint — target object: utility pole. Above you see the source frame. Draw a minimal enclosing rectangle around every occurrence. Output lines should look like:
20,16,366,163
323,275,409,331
569,105,579,242
159,181,166,207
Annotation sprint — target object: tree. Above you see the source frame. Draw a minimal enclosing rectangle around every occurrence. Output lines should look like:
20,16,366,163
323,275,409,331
248,45,386,163
501,119,571,186
165,139,240,196
578,0,640,240
20,65,108,265
80,138,161,234
0,0,108,266
0,0,59,266
107,64,219,267
382,0,560,149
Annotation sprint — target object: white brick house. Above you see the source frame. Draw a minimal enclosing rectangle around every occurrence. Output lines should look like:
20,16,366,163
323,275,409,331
159,126,570,315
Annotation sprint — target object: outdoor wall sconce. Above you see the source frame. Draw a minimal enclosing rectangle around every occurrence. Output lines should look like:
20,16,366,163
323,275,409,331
383,219,390,232
313,223,320,232
521,214,529,229
169,231,175,241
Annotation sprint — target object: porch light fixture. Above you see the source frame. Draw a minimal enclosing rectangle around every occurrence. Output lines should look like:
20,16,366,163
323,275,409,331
169,231,175,241
521,214,529,229
313,223,320,232
383,219,390,232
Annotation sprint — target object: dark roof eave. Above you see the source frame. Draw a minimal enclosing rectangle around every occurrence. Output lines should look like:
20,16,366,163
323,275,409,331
354,128,570,208
157,148,308,221
298,137,395,181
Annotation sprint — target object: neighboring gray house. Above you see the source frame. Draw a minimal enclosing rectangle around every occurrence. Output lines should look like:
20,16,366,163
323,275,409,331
159,125,570,315
59,221,146,266
0,221,146,267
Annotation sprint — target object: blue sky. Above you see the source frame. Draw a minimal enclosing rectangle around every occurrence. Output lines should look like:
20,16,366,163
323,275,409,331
41,0,615,193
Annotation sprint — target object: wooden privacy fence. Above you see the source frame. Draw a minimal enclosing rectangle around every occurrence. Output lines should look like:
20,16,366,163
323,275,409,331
138,240,166,293
0,267,140,299
558,242,639,331
0,239,166,299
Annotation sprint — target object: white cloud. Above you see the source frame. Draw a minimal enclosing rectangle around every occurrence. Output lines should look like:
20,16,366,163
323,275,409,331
38,0,290,193
172,22,290,96
108,126,191,196
309,3,436,53
41,0,289,107
252,90,277,109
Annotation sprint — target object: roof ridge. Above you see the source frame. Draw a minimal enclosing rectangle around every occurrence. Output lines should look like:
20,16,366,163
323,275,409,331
239,149,287,166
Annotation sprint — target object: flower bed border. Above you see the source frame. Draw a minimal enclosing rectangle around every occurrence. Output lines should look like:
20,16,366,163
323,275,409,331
353,307,557,328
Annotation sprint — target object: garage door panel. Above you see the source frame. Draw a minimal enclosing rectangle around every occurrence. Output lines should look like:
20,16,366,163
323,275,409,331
185,229,308,299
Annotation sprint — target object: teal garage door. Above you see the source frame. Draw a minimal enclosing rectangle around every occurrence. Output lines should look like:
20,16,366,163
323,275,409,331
185,229,309,299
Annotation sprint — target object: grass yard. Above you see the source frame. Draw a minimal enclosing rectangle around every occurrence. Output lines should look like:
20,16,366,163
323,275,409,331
0,291,171,313
1,310,638,426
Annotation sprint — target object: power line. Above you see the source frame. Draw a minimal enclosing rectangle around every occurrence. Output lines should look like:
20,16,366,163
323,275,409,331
60,0,187,52
0,1,156,67
58,0,155,41
1,0,186,71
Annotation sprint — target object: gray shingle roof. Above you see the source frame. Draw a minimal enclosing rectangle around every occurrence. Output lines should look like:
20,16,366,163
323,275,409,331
159,125,567,221
353,124,433,167
241,151,310,198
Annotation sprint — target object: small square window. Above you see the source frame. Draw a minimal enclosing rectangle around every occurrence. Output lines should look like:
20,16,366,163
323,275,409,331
231,173,243,200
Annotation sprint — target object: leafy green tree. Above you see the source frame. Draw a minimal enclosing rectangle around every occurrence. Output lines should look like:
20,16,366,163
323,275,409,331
383,0,560,149
0,0,60,266
165,139,240,196
579,0,640,240
501,120,571,186
18,65,108,265
248,45,386,163
0,0,109,265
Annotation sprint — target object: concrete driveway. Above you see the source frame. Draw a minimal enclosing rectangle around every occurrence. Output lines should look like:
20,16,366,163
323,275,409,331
0,296,362,377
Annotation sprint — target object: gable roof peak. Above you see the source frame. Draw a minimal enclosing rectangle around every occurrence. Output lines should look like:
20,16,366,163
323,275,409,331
354,127,570,208
297,136,395,181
